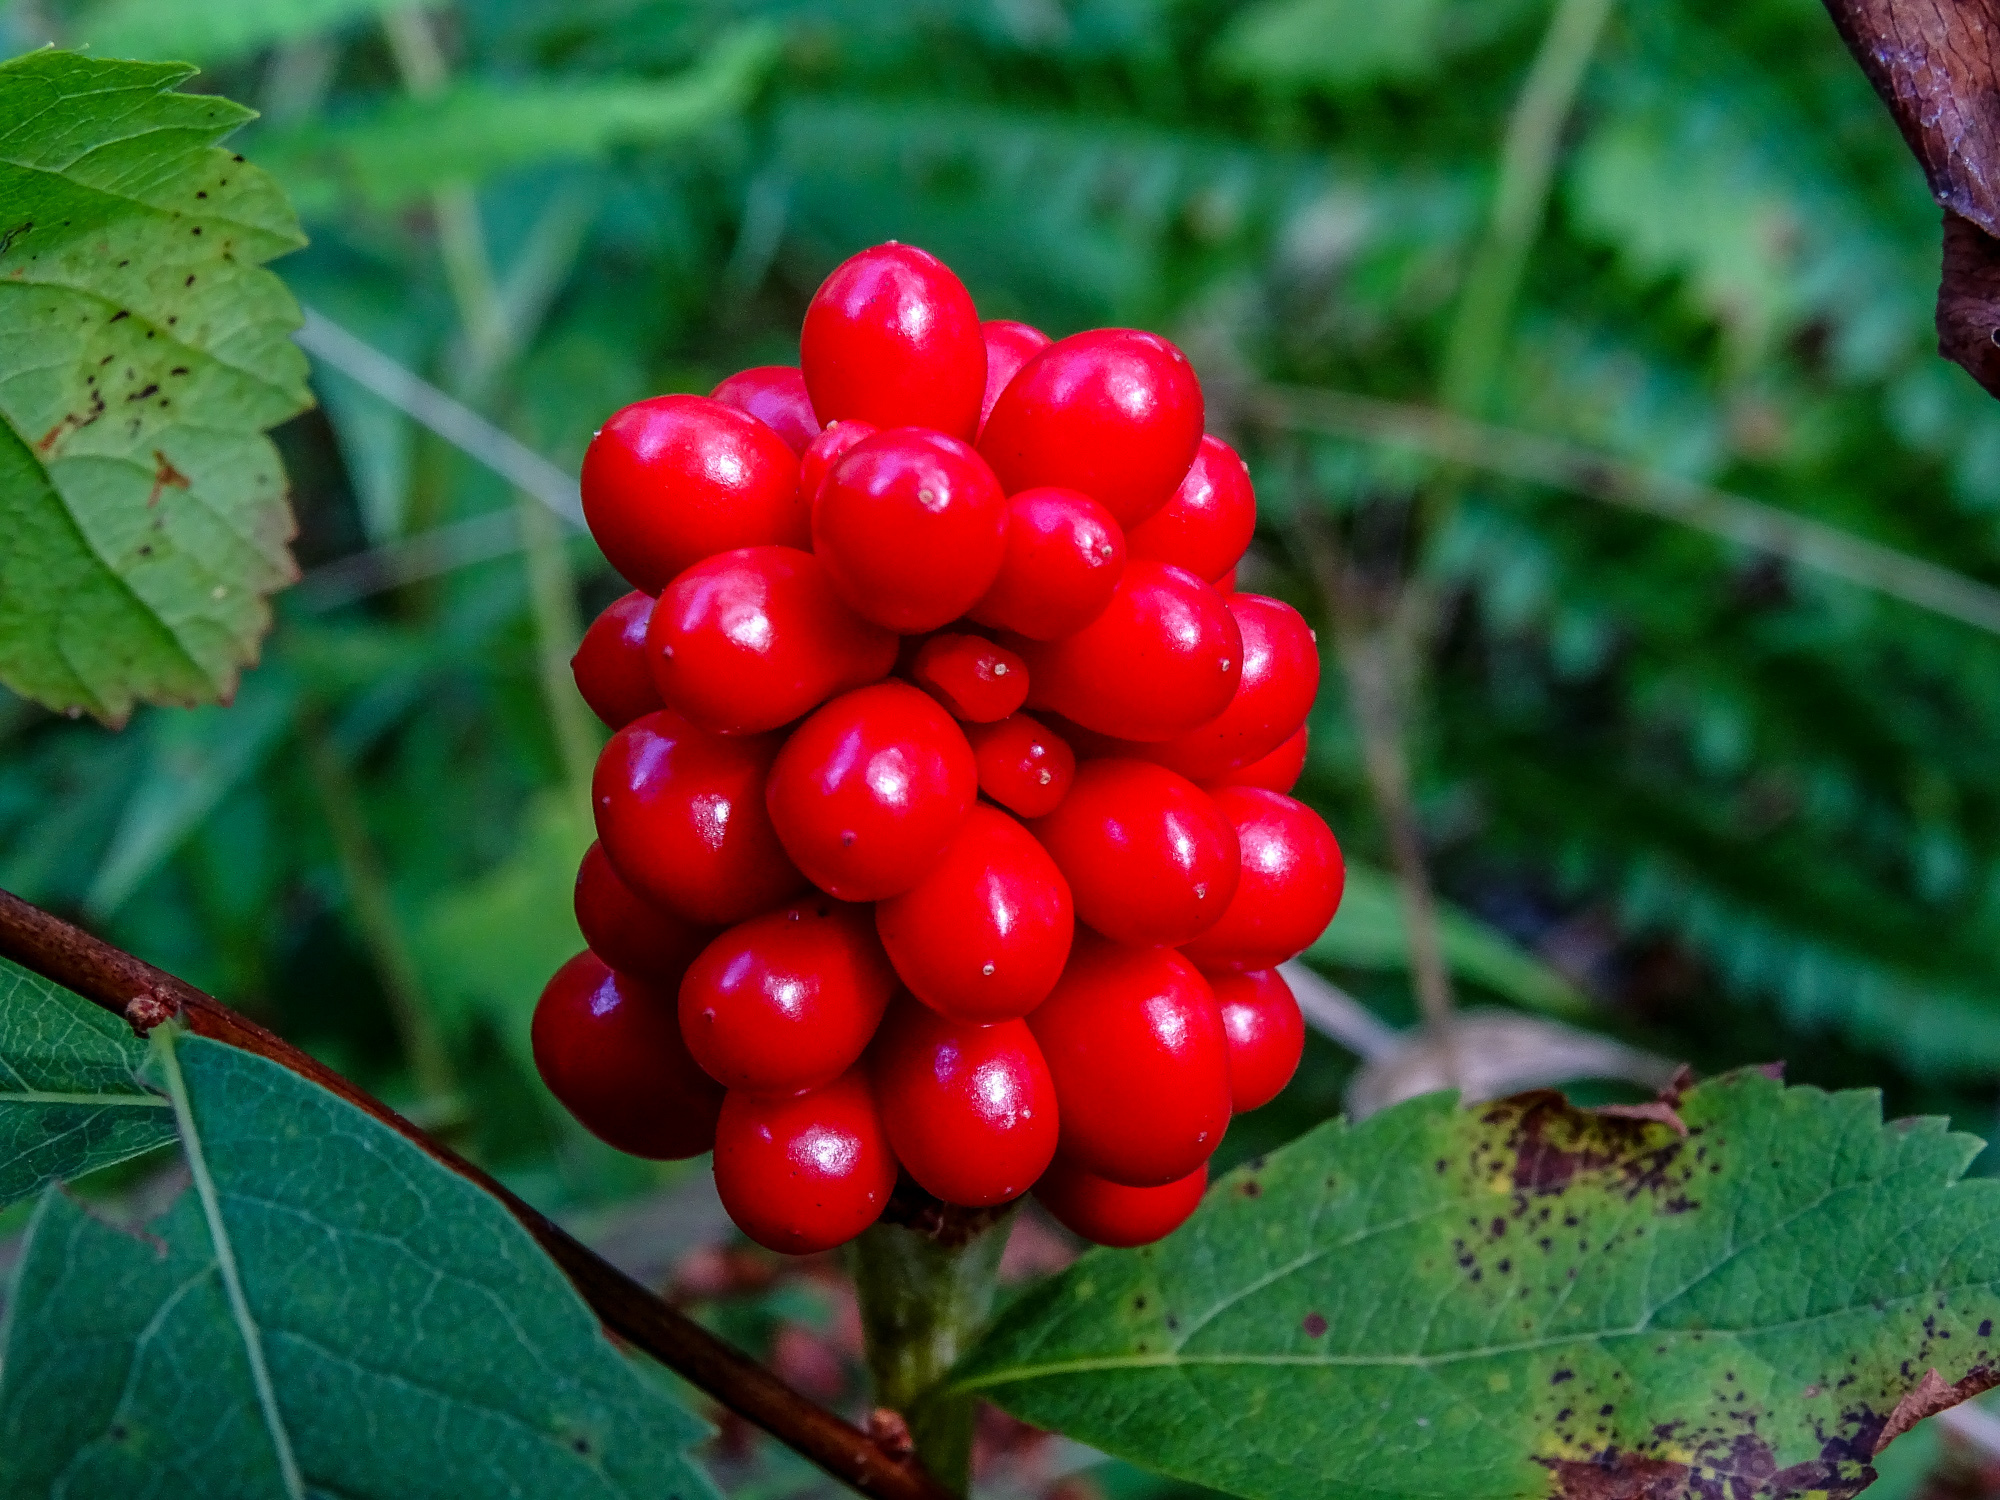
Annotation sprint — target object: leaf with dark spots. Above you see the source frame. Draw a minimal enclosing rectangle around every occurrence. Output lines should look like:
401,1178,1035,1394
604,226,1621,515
955,1071,2000,1500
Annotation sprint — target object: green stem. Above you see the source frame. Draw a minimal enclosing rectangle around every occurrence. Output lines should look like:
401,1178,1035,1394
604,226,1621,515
851,1206,1015,1495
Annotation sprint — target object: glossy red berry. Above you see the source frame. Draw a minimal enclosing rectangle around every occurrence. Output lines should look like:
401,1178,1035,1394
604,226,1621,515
977,319,1051,434
978,329,1204,528
1028,936,1231,1186
968,486,1125,641
581,395,805,594
532,952,723,1159
1034,1158,1206,1247
870,999,1059,1206
1019,561,1241,742
800,243,985,440
1208,967,1305,1111
876,804,1074,1022
710,365,821,455
910,633,1030,723
713,1068,897,1254
767,681,978,901
965,713,1076,819
814,428,1009,631
648,546,898,735
799,419,876,504
1030,759,1239,947
1208,723,1308,794
593,710,806,925
1135,594,1317,782
679,898,895,1096
574,840,715,984
1126,435,1256,583
1180,788,1345,971
1215,565,1238,594
572,590,662,729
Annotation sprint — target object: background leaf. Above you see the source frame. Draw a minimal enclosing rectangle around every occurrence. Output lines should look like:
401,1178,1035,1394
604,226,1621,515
74,0,434,67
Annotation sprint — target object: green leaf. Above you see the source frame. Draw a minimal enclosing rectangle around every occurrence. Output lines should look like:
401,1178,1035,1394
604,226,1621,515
255,25,781,214
1311,861,1586,1015
0,954,174,1209
0,51,311,724
1210,0,1448,92
0,1030,715,1499
75,0,433,67
956,1072,2000,1500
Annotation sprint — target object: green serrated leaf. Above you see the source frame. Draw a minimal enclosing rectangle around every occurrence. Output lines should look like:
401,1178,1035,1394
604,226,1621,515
0,51,311,725
0,1030,715,1499
77,0,433,67
0,954,174,1209
956,1073,2000,1500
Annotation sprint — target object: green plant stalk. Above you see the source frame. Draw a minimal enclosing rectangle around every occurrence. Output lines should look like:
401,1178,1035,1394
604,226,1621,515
851,1211,1015,1495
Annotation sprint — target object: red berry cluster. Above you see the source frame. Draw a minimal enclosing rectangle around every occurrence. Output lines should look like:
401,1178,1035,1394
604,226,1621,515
536,243,1343,1255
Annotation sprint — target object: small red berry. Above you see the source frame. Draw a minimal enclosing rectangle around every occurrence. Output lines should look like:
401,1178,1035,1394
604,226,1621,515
1207,724,1307,794
581,395,805,594
1208,967,1305,1111
876,804,1074,1022
1034,1158,1206,1247
1030,759,1239,947
978,329,1204,528
714,1068,898,1253
1027,935,1231,1187
1134,594,1317,782
572,590,662,729
766,682,977,901
710,365,822,454
679,898,895,1096
1018,561,1241,742
870,998,1059,1206
593,710,806,925
1179,788,1345,971
799,419,876,504
532,952,723,1159
648,546,898,735
967,486,1125,641
800,243,986,440
574,840,715,984
1126,435,1256,583
977,318,1051,434
1215,565,1238,594
814,429,1009,631
909,633,1030,723
964,713,1076,819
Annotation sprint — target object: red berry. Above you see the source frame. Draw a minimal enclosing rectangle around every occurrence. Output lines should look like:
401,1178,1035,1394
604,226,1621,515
800,244,985,440
574,840,715,984
977,318,1051,435
1206,724,1307,794
593,710,807,925
978,329,1204,528
713,1068,897,1253
648,546,898,735
679,898,895,1096
572,590,662,729
967,486,1125,641
965,713,1076,819
814,429,1009,631
581,395,805,594
1126,435,1256,583
766,681,978,901
1133,594,1317,781
1018,561,1241,741
1027,936,1231,1186
709,365,822,455
1208,967,1305,1111
1215,565,1238,594
1179,789,1345,971
876,804,1074,1022
1030,759,1240,947
799,419,876,504
909,633,1030,723
870,998,1059,1206
532,952,723,1159
1034,1158,1206,1247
